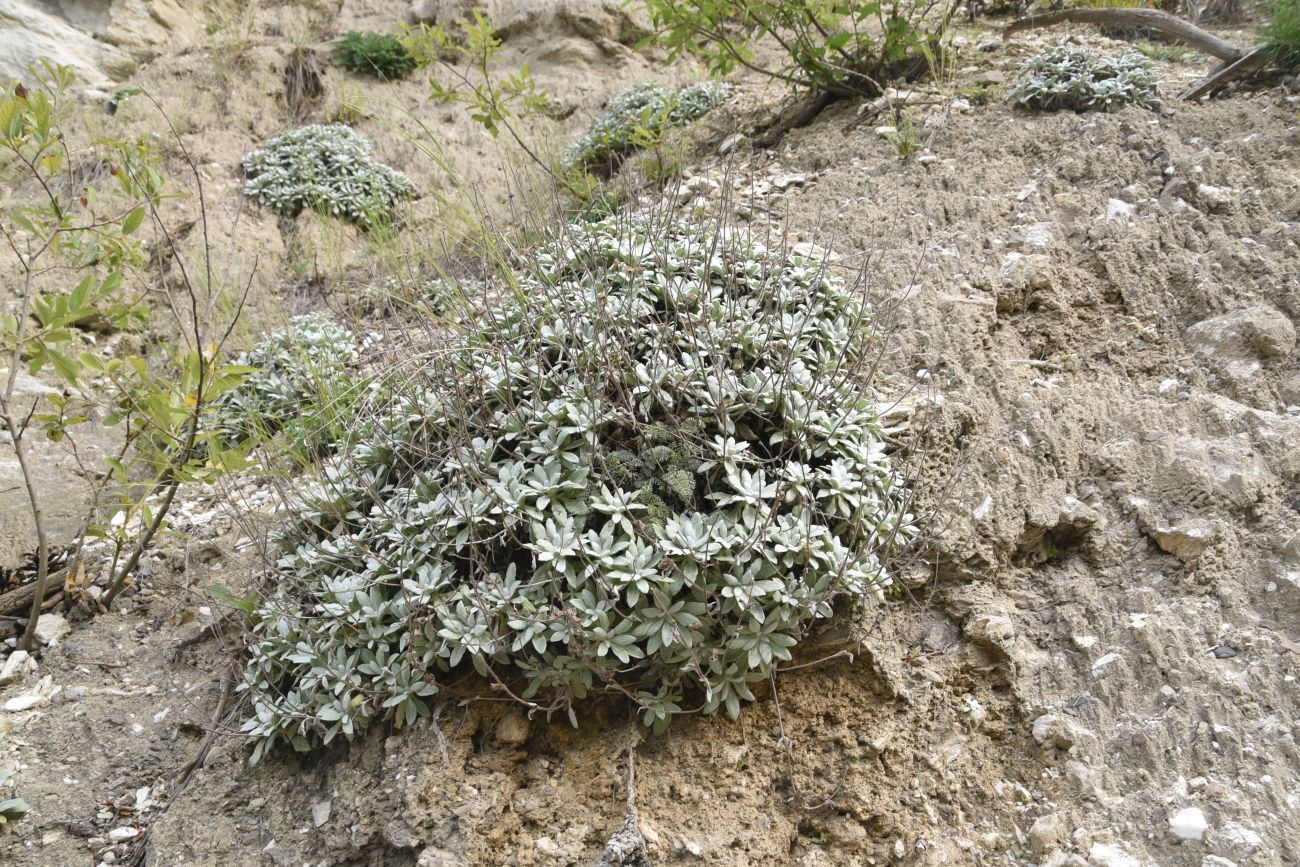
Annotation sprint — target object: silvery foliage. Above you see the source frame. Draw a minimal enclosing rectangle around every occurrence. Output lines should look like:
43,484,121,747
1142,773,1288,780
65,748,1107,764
240,213,914,761
213,314,356,448
368,274,470,316
241,124,413,227
560,81,729,172
1010,46,1160,112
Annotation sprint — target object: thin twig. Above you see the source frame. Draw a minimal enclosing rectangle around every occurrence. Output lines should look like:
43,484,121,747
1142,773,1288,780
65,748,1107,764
175,668,234,787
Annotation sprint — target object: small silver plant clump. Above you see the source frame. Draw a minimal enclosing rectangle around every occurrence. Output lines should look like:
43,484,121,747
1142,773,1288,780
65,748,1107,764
1011,46,1161,112
560,81,729,172
212,314,357,450
241,124,413,226
239,213,915,762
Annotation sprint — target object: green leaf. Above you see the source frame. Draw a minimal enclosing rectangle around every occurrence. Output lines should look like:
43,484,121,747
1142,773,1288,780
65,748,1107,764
106,458,127,481
207,585,258,614
10,212,38,236
100,270,124,294
121,205,145,235
69,273,95,312
47,348,80,384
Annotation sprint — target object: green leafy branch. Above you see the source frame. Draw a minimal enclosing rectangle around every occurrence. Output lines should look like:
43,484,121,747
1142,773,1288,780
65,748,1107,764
401,14,585,194
1,62,250,646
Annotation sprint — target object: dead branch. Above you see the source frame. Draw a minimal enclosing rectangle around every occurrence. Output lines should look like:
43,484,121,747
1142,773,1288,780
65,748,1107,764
1180,44,1273,99
1005,9,1246,61
0,570,67,616
753,90,839,149
175,668,234,787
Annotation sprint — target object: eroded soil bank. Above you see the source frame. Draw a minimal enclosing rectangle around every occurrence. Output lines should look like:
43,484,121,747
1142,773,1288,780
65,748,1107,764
2,3,1298,866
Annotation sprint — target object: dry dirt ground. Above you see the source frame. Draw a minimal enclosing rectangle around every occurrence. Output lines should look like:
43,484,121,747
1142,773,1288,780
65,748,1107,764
2,3,1299,867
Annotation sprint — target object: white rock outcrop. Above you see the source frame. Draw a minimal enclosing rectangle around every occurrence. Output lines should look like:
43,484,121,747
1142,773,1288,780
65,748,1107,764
0,0,200,86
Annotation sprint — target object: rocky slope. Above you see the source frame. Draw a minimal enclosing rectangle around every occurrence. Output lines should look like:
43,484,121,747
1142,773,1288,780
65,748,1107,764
1,2,1298,866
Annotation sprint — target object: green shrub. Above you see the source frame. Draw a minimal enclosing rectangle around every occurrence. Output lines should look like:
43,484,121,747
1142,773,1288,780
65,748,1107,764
239,213,915,760
2,62,250,637
1263,0,1300,70
213,314,358,454
334,31,418,79
1010,46,1160,112
642,0,954,97
241,124,413,227
405,14,552,140
560,81,727,173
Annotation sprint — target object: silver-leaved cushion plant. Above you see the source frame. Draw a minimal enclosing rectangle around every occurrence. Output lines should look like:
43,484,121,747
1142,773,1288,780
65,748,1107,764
211,313,357,453
560,80,728,173
1011,45,1160,113
241,124,412,227
240,212,915,761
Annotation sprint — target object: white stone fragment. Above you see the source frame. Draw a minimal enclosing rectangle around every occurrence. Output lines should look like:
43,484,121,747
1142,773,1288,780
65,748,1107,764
1216,821,1262,854
0,650,35,685
1104,198,1135,221
1169,807,1209,841
1091,653,1121,676
1196,184,1232,209
1089,842,1140,867
33,613,70,646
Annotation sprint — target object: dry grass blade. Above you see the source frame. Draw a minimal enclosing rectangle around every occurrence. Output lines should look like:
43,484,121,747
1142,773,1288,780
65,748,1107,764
284,47,325,121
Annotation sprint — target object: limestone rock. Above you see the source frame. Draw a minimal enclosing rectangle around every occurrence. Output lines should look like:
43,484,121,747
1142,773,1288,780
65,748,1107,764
416,848,463,867
409,0,544,37
1032,715,1088,751
0,0,200,86
1214,821,1262,857
1029,814,1064,855
3,674,59,712
824,815,868,851
95,0,201,56
1169,807,1209,841
594,814,651,866
965,611,1016,654
1104,199,1135,221
1090,653,1122,677
4,692,46,712
1089,842,1140,867
409,0,645,46
1141,517,1219,561
1187,306,1297,382
384,819,421,849
0,650,36,686
557,0,649,45
1195,184,1232,210
33,613,71,647
0,0,134,85
494,707,531,746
